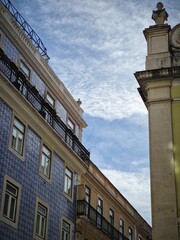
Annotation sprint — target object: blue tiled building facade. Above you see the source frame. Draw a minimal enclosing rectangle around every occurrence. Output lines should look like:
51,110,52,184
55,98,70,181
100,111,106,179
0,1,89,239
0,100,76,240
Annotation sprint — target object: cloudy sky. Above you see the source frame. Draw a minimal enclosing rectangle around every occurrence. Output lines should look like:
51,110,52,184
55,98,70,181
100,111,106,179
11,0,180,225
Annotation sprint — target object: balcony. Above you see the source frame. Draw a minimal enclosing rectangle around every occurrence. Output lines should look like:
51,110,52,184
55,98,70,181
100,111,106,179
0,48,90,163
77,200,129,240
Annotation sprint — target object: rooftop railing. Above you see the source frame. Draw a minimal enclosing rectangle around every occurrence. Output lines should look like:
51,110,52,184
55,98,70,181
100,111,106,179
77,200,129,240
0,0,50,60
0,48,90,163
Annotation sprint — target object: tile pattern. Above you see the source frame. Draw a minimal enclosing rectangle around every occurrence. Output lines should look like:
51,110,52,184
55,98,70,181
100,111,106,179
31,71,46,97
0,99,76,240
3,35,19,63
56,100,67,124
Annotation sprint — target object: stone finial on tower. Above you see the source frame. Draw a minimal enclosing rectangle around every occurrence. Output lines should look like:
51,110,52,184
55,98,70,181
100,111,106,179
152,2,168,25
77,98,82,107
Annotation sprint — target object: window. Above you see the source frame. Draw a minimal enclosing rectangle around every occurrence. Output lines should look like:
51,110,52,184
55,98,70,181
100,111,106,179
120,218,124,235
11,117,25,156
129,227,133,240
64,167,73,198
0,175,21,228
85,186,90,203
109,208,114,226
3,181,18,221
97,198,103,227
34,199,48,240
20,60,30,78
67,118,75,133
66,119,75,148
61,219,71,240
40,144,52,180
97,198,103,215
85,186,90,216
46,92,55,107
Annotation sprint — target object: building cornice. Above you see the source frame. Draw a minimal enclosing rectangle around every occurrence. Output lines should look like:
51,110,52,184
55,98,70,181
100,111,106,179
143,24,171,40
135,66,180,82
135,66,180,105
0,1,87,128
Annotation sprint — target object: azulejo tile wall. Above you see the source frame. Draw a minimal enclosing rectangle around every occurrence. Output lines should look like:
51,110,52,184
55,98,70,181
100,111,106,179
0,99,76,239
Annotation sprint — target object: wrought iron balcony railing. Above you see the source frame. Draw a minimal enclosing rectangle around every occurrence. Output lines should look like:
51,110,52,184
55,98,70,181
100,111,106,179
77,200,129,240
0,0,50,60
0,48,90,163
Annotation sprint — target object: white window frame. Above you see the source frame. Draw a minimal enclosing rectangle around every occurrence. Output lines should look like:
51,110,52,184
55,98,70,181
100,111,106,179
10,116,26,158
67,118,75,133
46,92,55,108
0,175,21,229
19,60,30,79
34,198,49,240
61,218,72,240
39,143,52,182
64,167,73,199
9,113,27,161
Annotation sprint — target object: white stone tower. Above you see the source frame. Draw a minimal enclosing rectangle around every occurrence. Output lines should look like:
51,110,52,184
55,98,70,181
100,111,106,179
135,2,180,240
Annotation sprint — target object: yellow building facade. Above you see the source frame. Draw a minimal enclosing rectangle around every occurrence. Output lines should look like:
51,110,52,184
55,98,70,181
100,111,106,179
76,161,152,240
135,3,180,240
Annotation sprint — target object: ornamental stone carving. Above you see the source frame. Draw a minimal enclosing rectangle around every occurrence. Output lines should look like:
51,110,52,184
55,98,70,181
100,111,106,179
152,2,168,25
171,24,180,49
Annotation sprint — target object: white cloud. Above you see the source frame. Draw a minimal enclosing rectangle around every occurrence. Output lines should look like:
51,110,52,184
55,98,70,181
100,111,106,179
50,56,147,120
101,168,151,225
24,0,152,121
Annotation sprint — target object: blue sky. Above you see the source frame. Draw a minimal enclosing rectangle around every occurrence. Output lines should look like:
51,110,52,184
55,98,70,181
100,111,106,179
11,0,180,225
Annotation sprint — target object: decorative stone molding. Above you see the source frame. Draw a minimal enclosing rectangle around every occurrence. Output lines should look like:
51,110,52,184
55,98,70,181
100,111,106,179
0,4,6,15
11,19,37,55
135,66,180,81
171,24,180,49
